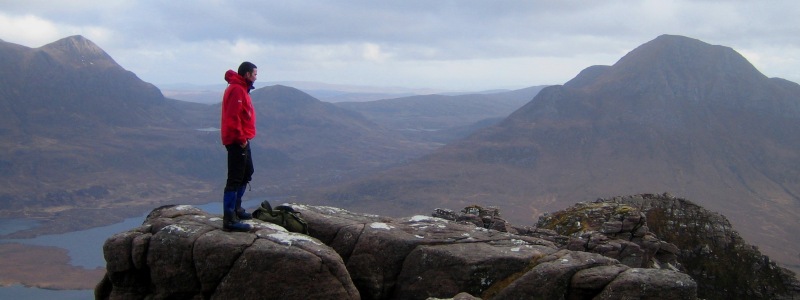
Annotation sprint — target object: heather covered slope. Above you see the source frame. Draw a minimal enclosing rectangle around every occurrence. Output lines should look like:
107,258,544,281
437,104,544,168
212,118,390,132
316,35,800,272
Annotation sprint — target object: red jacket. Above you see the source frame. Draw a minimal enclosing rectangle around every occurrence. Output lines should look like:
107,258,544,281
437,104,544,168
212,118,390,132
221,70,256,146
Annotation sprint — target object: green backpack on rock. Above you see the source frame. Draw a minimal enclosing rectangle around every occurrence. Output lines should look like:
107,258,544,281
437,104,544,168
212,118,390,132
251,200,309,234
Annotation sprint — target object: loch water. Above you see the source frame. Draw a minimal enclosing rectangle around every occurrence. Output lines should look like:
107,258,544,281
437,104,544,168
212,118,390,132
0,199,270,299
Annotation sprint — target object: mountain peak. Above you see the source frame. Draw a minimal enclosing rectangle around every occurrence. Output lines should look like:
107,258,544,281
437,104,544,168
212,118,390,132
253,84,322,106
619,34,758,71
566,34,766,92
40,35,119,68
556,34,784,118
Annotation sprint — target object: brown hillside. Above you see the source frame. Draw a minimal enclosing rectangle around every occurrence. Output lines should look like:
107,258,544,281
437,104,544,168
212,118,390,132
316,35,800,273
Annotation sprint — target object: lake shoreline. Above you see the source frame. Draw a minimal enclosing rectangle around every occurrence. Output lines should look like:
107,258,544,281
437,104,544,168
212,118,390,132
0,243,105,290
0,198,277,295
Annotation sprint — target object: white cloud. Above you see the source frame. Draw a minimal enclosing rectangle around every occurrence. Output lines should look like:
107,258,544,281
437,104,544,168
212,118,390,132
229,39,265,59
0,12,113,48
739,47,800,81
362,43,391,63
0,13,63,47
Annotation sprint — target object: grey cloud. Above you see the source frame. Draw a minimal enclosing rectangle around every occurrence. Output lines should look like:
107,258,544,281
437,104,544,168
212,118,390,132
2,0,798,90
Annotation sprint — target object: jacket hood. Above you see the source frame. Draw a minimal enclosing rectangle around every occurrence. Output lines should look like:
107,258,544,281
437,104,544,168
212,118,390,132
225,69,254,93
225,69,244,85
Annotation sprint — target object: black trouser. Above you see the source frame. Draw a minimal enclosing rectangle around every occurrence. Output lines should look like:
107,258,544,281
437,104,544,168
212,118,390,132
225,143,254,192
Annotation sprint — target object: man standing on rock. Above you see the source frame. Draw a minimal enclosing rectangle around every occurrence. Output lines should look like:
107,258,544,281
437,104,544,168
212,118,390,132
220,61,258,232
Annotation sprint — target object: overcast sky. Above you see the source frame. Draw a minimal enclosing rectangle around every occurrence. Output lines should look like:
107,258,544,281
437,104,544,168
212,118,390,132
1,1,798,92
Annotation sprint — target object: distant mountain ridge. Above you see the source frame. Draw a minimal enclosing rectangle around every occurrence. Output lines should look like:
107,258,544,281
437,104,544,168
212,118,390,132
1,35,170,137
39,34,119,68
334,85,545,143
0,36,444,236
244,85,434,184
558,34,798,117
160,81,455,104
316,35,800,273
0,36,214,227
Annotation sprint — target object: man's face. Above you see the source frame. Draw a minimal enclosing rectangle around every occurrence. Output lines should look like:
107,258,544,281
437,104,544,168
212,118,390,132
245,68,258,83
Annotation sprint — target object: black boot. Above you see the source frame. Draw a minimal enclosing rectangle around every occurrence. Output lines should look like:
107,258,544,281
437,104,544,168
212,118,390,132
235,185,252,220
223,191,251,232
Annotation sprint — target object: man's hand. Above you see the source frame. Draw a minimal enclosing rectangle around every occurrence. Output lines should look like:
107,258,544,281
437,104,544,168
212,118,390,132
241,140,248,148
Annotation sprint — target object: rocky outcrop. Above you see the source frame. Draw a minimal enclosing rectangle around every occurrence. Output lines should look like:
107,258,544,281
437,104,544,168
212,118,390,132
96,205,360,300
97,202,698,300
535,199,682,270
297,205,563,299
432,205,518,234
536,193,800,300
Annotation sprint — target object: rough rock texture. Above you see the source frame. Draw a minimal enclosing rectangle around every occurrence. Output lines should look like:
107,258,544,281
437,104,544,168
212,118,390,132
492,250,694,300
96,205,360,300
537,193,800,300
269,204,694,299
535,199,681,270
296,205,559,300
432,206,518,234
97,202,700,300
